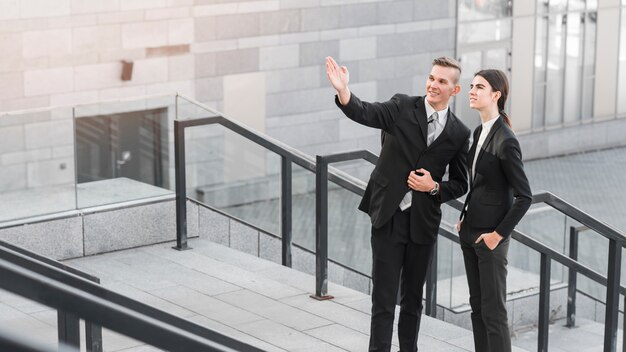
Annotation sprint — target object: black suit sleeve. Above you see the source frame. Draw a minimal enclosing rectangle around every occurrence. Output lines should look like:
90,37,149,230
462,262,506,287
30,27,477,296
334,93,401,132
437,129,470,203
495,138,532,237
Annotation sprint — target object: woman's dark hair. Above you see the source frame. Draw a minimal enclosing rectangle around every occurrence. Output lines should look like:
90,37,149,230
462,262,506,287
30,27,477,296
474,69,511,128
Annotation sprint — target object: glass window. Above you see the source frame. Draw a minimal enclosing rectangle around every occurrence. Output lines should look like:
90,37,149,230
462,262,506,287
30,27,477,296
458,0,511,21
458,19,512,45
563,12,583,124
550,0,568,12
545,14,566,126
537,0,549,14
581,11,596,119
568,0,585,12
534,16,549,129
618,8,626,115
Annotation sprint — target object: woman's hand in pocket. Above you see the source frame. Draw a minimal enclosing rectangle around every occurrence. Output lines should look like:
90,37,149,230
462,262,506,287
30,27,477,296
475,231,503,250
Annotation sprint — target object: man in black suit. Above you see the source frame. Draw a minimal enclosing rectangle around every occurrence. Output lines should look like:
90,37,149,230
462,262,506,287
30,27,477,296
326,56,470,352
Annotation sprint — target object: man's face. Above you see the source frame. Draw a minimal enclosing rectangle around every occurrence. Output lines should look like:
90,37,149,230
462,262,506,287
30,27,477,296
425,65,460,108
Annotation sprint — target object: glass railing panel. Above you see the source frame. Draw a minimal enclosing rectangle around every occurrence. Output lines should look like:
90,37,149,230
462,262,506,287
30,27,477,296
575,227,609,302
516,204,569,284
328,159,375,184
185,123,281,235
291,163,316,252
0,107,77,223
73,95,176,208
327,181,371,274
436,231,456,309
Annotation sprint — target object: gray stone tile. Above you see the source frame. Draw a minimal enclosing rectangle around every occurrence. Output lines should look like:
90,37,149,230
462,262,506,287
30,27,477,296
0,216,83,260
260,10,300,36
191,238,277,272
198,206,230,246
300,40,339,67
215,14,260,40
187,315,287,352
150,285,263,326
266,66,321,94
236,319,345,352
259,233,282,265
229,220,259,256
186,200,199,239
83,201,175,255
305,323,369,351
414,0,450,20
281,294,371,334
377,1,414,24
215,48,259,75
342,267,370,294
301,7,340,31
339,3,378,28
195,16,216,42
216,290,329,331
106,282,196,318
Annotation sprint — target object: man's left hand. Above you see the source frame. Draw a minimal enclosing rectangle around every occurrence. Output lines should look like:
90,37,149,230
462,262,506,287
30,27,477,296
475,231,503,250
407,168,436,192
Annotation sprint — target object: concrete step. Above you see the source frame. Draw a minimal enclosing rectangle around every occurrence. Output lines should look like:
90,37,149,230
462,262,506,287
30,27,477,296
0,237,520,351
511,317,623,352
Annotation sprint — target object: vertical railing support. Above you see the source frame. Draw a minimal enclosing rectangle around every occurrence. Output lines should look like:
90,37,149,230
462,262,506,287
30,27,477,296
538,253,551,352
57,311,80,349
85,321,103,352
566,226,579,327
604,239,621,352
173,120,191,251
425,241,438,318
312,155,333,300
281,156,292,267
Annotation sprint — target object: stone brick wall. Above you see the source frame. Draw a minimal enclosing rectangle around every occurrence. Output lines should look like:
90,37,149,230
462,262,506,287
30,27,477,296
0,0,457,158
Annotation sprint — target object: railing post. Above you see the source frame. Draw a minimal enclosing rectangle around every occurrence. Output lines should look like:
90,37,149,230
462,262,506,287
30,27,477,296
281,156,292,268
425,240,438,318
538,253,551,352
57,311,80,349
173,120,191,251
312,155,333,300
85,322,103,352
566,226,579,327
604,239,621,352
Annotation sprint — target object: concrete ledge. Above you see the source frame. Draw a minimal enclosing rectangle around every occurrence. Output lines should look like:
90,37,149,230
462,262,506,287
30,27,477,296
0,215,83,260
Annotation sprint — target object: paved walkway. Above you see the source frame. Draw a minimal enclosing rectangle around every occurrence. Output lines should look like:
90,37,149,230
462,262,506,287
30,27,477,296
2,237,527,352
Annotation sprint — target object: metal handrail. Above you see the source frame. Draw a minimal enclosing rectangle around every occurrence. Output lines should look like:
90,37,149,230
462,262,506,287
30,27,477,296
0,244,264,352
171,108,626,352
0,259,244,352
314,150,626,352
173,115,367,265
0,240,102,351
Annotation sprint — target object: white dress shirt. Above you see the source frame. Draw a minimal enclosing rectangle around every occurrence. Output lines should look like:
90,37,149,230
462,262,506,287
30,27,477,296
398,99,449,211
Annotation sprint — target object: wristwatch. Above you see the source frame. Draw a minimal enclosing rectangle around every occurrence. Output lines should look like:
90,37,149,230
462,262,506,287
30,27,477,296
429,182,439,196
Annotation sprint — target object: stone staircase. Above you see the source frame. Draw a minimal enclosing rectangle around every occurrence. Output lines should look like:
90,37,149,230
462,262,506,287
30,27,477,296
1,236,528,351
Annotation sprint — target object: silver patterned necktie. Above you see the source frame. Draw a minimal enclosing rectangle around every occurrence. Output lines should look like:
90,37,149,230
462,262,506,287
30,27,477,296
427,111,438,146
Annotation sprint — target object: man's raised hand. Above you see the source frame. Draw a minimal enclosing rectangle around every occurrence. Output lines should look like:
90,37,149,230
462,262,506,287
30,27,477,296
326,56,351,105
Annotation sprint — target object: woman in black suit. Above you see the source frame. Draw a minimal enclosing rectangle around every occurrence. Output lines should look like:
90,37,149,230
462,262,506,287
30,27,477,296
457,69,532,352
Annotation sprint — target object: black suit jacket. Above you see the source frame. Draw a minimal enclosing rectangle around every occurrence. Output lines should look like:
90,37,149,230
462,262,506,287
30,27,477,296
336,93,470,244
460,116,532,238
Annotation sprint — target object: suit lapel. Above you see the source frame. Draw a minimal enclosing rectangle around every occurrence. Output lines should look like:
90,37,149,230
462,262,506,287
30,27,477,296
474,116,503,170
412,97,428,147
467,125,481,181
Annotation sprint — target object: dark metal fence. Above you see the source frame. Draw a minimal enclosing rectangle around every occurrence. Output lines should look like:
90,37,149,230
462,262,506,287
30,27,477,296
0,241,264,352
172,114,626,352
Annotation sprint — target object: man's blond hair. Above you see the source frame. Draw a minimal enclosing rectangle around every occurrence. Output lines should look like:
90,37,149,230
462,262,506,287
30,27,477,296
432,56,461,83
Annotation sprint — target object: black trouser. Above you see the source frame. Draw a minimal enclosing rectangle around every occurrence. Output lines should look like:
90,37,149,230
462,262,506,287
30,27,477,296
369,209,435,352
460,225,511,352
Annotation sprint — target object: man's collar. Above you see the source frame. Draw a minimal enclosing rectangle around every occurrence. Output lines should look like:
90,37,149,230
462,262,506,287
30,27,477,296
424,97,449,118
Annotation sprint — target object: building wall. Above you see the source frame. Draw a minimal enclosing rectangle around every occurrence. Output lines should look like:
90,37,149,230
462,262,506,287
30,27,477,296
0,0,457,160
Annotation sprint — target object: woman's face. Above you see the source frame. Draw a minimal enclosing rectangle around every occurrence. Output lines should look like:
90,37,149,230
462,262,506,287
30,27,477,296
468,75,500,111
